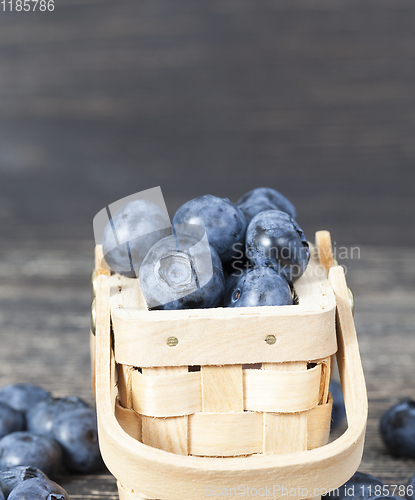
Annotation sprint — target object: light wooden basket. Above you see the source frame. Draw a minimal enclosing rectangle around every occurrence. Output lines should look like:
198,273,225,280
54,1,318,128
90,230,367,500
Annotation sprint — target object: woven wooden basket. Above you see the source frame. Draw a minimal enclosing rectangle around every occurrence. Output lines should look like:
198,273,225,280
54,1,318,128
90,230,367,500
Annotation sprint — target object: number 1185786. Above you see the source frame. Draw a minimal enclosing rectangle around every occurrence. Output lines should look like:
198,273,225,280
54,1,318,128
1,0,54,11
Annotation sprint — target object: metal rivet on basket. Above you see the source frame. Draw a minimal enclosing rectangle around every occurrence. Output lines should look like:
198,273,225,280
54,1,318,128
265,335,276,345
167,337,179,347
348,287,355,316
90,269,97,297
91,297,96,336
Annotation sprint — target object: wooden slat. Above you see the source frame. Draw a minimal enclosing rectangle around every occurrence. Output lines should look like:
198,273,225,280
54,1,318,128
117,364,134,409
315,231,334,272
115,400,142,441
131,369,201,417
188,412,263,456
201,365,243,412
140,366,189,455
306,395,333,450
95,244,111,276
262,362,308,455
244,363,322,413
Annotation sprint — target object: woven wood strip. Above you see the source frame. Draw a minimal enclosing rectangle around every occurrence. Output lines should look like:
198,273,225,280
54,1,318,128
131,369,201,417
115,399,142,441
117,482,152,500
262,362,308,454
318,357,332,405
201,365,243,412
244,363,322,413
140,367,189,455
117,364,134,409
306,394,333,450
188,411,263,456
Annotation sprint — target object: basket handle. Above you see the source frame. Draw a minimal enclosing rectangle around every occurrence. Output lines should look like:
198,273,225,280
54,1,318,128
329,265,368,431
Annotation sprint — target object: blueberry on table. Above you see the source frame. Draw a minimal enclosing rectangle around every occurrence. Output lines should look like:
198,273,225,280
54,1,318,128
0,466,48,498
324,471,384,500
224,266,293,308
51,407,103,473
245,210,310,284
0,403,25,439
329,380,346,430
27,396,90,436
380,399,415,458
0,385,50,414
139,234,225,310
406,473,415,500
0,432,62,478
237,187,297,220
102,200,172,278
8,477,69,500
172,195,247,264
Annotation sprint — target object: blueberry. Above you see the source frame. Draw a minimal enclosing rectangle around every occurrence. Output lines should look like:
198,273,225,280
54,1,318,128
237,200,278,226
51,408,103,473
224,266,293,308
172,195,247,264
139,233,225,310
8,477,69,500
324,471,383,500
0,466,48,498
0,490,4,500
27,397,89,436
0,385,50,414
0,403,25,439
406,473,415,500
102,200,172,278
245,210,310,284
380,399,415,458
0,432,62,477
330,380,346,430
237,187,297,220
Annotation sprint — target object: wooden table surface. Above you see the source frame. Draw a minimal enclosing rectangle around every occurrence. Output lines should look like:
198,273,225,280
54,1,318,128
0,240,414,498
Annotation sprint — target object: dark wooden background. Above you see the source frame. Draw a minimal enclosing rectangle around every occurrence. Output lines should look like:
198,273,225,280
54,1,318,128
0,0,414,498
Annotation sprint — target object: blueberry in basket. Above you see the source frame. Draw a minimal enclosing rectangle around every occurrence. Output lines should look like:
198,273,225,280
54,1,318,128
102,199,171,278
172,195,247,264
245,209,310,284
237,187,297,221
380,398,415,458
139,230,225,310
224,266,293,308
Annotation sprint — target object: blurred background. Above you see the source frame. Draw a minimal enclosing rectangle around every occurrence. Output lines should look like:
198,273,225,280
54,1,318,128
1,0,414,245
0,0,415,495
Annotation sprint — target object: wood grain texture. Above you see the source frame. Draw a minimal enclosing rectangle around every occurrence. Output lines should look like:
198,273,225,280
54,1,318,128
0,241,413,497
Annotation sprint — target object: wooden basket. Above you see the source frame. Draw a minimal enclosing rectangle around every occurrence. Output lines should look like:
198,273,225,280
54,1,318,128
91,230,367,500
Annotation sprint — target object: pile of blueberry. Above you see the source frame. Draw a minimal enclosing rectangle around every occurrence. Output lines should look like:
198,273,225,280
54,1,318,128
102,187,311,310
0,383,104,499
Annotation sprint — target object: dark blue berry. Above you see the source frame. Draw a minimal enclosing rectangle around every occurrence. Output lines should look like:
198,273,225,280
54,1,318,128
102,200,171,278
51,408,103,473
237,200,278,225
8,477,69,500
0,466,48,498
245,210,310,284
224,266,293,308
0,385,50,414
27,397,89,436
330,380,346,430
380,399,415,458
172,195,247,264
0,403,25,439
0,432,62,477
139,234,225,310
237,187,297,220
